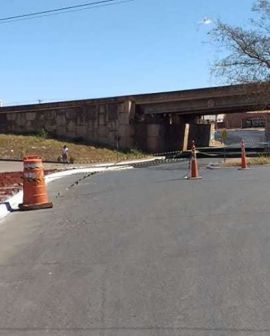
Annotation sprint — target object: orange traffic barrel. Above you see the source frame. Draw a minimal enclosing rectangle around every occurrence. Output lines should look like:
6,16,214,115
19,156,53,211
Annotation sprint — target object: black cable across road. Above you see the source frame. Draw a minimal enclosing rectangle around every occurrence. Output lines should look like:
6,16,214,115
0,0,134,23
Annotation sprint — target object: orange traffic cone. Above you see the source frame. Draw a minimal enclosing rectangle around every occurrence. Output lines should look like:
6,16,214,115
19,156,53,211
240,140,249,169
188,141,202,179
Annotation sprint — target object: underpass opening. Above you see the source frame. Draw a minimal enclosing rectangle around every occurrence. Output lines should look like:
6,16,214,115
133,105,270,154
133,106,215,153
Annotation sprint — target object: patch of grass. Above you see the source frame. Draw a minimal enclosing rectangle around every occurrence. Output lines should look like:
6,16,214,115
37,128,49,139
0,134,150,164
249,155,270,165
224,155,270,167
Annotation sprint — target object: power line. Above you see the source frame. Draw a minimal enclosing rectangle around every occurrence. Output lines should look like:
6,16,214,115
0,0,125,21
0,0,134,24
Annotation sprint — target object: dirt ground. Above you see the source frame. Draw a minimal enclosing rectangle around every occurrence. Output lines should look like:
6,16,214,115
0,134,147,163
0,170,56,202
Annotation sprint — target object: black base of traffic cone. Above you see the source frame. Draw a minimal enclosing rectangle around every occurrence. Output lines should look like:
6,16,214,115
19,202,53,211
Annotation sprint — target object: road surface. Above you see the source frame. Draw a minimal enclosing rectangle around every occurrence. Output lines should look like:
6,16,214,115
1,161,270,335
215,128,265,147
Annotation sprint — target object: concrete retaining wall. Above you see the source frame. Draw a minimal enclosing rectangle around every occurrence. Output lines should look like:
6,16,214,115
1,100,134,150
0,97,212,153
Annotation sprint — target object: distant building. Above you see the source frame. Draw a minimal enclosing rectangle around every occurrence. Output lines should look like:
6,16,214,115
221,112,269,129
202,115,225,124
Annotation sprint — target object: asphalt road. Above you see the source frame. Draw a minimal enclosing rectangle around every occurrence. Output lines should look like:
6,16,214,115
215,128,265,147
1,161,270,335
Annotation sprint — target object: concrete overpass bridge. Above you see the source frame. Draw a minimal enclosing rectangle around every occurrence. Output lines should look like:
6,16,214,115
1,84,270,153
134,84,270,116
132,84,270,152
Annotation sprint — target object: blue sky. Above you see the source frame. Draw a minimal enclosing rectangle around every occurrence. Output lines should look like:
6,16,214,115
1,0,255,105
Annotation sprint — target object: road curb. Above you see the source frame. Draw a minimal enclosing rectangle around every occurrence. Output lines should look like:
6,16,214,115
129,157,189,168
0,164,133,221
0,156,186,221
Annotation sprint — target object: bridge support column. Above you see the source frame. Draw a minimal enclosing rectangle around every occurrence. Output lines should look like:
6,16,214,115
118,100,135,150
147,124,165,153
133,123,166,153
161,116,190,153
182,124,190,151
187,123,213,149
